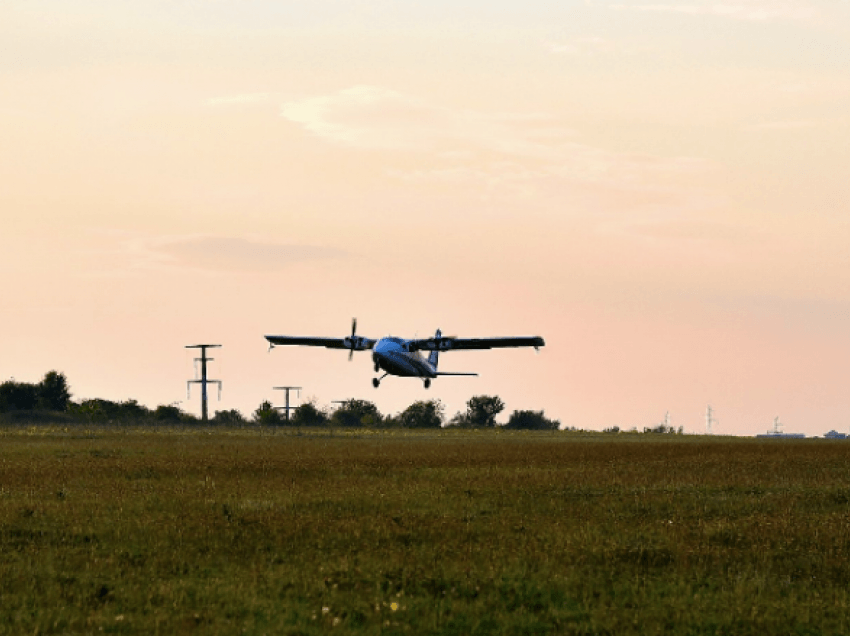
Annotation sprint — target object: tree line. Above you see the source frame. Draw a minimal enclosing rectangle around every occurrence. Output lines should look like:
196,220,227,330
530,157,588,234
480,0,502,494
0,371,561,430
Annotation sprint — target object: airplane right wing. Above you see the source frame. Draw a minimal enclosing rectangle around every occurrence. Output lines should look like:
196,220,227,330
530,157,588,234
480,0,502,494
410,336,544,352
445,337,545,350
265,336,376,350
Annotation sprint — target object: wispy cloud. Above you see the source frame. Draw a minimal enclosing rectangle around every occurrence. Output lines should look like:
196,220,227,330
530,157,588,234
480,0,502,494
608,1,818,21
280,85,709,201
281,85,542,152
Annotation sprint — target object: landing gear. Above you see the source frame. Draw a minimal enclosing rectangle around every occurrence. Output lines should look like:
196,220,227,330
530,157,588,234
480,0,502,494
373,373,388,389
423,378,431,389
374,361,380,373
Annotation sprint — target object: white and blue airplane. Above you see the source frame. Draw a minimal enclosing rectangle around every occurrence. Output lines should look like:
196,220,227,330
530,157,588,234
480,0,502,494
265,319,545,388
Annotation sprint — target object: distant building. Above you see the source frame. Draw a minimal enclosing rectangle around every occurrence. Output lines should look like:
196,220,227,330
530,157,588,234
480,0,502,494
823,430,847,440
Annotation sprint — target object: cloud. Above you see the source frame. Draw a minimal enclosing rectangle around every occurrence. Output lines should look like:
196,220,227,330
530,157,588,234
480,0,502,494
281,85,574,155
282,85,490,151
608,1,817,21
280,85,709,201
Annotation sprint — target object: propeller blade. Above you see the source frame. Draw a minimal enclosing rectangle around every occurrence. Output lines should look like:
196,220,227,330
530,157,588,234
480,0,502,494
348,317,357,361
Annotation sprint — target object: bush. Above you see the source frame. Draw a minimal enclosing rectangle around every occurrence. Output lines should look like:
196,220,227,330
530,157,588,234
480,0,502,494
69,398,151,423
448,395,505,428
397,400,444,429
330,399,382,428
504,409,560,431
155,405,184,423
252,401,282,426
0,372,71,413
289,401,328,427
213,409,246,426
0,381,38,412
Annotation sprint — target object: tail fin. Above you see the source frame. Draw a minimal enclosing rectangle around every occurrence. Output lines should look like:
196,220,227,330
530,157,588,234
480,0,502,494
428,329,441,370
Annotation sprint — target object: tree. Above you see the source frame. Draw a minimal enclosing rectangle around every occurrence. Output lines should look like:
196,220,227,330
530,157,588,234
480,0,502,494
330,399,381,428
37,371,71,411
397,400,444,429
453,395,504,428
253,401,281,426
290,401,328,427
0,381,38,412
505,409,560,431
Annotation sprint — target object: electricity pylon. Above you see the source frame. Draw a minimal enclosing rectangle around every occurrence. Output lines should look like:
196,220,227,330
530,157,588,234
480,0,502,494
273,386,301,422
186,344,222,422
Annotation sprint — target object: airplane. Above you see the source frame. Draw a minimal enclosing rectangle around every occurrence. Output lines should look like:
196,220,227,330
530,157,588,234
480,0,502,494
265,319,545,388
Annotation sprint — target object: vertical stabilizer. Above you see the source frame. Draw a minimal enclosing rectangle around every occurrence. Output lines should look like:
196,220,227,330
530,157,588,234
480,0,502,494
428,329,441,370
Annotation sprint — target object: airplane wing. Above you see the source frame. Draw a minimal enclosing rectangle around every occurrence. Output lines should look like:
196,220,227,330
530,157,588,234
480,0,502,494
265,336,376,350
411,336,544,352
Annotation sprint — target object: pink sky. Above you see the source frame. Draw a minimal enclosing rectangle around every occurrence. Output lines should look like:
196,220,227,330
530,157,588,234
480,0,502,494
2,1,849,435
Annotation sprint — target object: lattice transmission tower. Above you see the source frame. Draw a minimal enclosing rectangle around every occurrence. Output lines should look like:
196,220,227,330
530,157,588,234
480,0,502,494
186,344,222,422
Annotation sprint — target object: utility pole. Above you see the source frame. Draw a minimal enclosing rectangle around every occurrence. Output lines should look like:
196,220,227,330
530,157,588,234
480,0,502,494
706,405,716,435
273,386,301,422
186,344,222,422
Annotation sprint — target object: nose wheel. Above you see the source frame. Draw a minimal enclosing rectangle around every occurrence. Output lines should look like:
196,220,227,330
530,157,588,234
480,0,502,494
372,373,388,389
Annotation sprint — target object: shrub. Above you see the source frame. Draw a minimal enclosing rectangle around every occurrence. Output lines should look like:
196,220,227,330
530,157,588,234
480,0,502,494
330,399,382,428
252,401,282,426
397,400,444,429
504,409,560,431
289,401,328,427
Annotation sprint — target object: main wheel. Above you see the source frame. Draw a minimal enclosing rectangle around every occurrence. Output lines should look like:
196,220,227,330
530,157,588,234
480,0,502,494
424,379,431,389
372,378,380,388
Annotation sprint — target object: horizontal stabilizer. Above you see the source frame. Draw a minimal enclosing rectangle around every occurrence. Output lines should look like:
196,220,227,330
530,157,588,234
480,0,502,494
435,372,479,377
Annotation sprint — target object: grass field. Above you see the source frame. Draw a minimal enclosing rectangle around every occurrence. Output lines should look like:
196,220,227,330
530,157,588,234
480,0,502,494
1,426,849,635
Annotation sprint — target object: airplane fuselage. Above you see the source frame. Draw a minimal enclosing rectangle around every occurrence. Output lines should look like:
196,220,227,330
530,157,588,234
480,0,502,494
372,337,436,378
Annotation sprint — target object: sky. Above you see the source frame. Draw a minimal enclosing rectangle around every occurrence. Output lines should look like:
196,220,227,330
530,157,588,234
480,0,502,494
2,0,849,435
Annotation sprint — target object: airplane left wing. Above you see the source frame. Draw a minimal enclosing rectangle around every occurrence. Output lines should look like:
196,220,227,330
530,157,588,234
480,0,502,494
411,336,544,352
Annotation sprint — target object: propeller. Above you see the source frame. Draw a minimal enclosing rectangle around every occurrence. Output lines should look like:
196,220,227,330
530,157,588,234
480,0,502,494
348,318,358,361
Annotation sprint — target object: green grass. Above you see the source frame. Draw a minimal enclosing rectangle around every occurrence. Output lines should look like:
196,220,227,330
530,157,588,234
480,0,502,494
1,426,849,634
